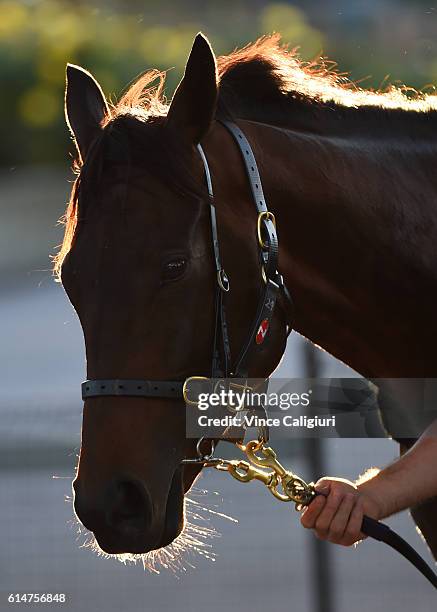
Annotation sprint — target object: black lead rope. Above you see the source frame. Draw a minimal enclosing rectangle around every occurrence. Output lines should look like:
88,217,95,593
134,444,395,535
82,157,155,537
311,492,437,588
360,515,437,588
80,120,437,589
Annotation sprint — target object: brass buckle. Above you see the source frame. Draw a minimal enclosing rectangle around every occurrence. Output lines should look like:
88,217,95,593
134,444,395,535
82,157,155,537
182,376,209,406
257,211,276,249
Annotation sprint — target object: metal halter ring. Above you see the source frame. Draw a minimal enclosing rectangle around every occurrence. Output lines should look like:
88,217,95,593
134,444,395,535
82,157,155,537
257,211,276,249
217,269,230,292
196,437,215,460
181,438,216,465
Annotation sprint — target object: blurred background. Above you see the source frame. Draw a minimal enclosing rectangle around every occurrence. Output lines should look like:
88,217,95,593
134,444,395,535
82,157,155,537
1,1,437,611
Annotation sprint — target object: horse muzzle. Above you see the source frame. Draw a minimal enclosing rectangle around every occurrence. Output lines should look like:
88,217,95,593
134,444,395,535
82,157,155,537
73,468,185,554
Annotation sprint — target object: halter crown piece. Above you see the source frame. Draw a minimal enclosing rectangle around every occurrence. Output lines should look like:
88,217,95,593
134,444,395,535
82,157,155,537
79,121,437,589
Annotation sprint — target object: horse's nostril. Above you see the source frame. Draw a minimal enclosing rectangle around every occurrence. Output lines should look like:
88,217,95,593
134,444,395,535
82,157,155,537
106,479,152,531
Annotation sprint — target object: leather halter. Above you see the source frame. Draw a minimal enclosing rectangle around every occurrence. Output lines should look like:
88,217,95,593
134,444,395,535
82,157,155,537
81,120,293,402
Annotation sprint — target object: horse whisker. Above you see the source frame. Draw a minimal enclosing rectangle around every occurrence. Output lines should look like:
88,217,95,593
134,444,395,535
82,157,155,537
69,491,237,576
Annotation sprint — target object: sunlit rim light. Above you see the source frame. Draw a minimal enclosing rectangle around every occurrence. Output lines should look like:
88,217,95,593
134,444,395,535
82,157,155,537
71,492,237,576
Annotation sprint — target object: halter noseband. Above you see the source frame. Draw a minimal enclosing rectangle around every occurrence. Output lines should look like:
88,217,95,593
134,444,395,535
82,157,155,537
81,120,293,403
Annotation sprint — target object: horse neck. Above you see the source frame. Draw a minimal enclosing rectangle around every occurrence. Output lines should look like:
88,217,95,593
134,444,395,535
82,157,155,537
241,119,437,377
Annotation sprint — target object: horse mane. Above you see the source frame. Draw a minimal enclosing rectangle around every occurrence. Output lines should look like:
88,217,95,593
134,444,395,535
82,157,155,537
116,34,437,116
54,34,437,278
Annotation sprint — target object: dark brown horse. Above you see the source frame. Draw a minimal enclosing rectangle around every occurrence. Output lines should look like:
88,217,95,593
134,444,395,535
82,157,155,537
58,33,437,559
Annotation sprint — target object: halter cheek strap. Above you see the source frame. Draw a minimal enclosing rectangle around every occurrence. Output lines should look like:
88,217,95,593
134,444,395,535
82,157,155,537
217,120,293,378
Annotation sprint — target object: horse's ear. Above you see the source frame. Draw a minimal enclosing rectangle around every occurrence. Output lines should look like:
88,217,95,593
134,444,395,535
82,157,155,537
65,64,109,163
166,33,217,144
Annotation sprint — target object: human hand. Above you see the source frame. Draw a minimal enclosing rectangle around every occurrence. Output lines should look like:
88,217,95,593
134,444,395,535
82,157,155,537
300,477,381,546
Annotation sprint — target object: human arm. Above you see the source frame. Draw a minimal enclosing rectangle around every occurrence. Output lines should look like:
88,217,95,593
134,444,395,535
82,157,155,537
300,419,437,546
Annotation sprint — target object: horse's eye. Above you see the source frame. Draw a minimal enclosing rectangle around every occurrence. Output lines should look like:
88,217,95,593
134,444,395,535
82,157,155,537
162,258,188,282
